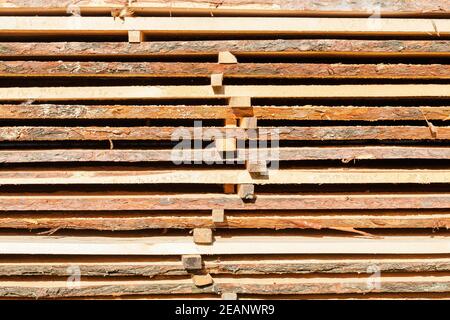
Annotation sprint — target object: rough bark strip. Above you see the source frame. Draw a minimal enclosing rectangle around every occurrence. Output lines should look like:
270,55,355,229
1,126,450,141
0,257,449,277
2,62,450,79
0,213,449,230
1,40,449,58
0,194,449,211
1,105,449,121
1,276,450,298
1,147,450,163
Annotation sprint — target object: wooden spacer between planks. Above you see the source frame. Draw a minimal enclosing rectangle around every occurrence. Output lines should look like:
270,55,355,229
128,30,144,43
237,183,255,200
193,228,214,244
211,73,224,89
212,208,225,223
192,274,214,287
182,254,203,270
218,51,238,64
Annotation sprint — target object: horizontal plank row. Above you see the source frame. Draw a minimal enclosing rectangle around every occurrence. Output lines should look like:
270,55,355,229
2,85,450,100
0,235,449,255
0,126,447,141
0,17,449,37
2,105,449,121
1,194,449,211
0,212,448,230
1,256,449,277
1,40,449,58
0,169,448,185
1,147,450,163
1,0,448,16
3,276,450,298
3,62,450,79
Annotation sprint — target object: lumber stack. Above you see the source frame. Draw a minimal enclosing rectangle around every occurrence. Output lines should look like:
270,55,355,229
0,0,449,300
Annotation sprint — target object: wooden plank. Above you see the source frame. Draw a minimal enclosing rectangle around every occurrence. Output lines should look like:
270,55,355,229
1,40,449,58
0,169,447,185
1,126,450,141
0,256,449,277
1,147,450,163
0,1,448,16
2,276,450,298
1,105,449,121
1,85,449,101
2,62,450,79
1,194,449,211
0,212,449,230
0,17,448,37
0,235,449,255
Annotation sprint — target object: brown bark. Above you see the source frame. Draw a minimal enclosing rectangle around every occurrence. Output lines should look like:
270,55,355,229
0,40,449,57
0,194,448,211
0,257,449,277
1,61,449,79
1,276,450,298
0,213,448,230
0,126,448,141
1,105,449,121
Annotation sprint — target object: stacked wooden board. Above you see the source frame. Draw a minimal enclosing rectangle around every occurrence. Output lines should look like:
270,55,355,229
0,0,449,299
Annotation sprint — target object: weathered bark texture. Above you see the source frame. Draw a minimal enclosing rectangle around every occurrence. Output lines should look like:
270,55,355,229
0,126,448,141
0,194,449,211
1,105,449,121
1,62,450,79
0,40,449,57
0,147,450,163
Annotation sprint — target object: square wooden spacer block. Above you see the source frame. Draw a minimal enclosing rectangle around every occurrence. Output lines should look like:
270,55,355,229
222,292,238,300
212,208,225,223
229,96,251,107
247,160,268,176
128,30,144,43
211,73,224,88
218,51,237,64
193,274,214,287
182,254,202,270
193,228,213,244
237,184,255,200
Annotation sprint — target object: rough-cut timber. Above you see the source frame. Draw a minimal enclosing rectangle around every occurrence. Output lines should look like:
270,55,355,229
1,194,449,211
0,235,449,255
1,40,449,58
2,62,450,79
1,126,449,141
0,212,449,230
0,17,449,37
2,85,450,101
0,169,447,185
0,256,449,277
1,105,449,121
3,276,450,298
0,1,448,16
1,147,449,163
